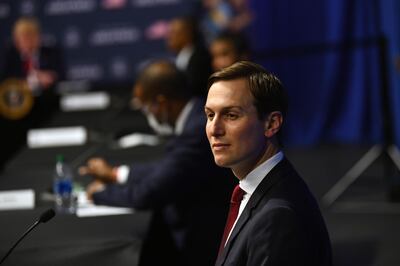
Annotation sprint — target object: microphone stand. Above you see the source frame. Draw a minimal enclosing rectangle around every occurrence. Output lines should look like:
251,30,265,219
322,1,400,208
0,220,40,264
0,209,55,265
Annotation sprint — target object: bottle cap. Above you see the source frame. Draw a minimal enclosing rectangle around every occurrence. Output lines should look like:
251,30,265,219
56,154,64,163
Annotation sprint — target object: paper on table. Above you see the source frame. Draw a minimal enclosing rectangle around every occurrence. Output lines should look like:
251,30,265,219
118,133,159,149
0,189,35,211
76,205,134,217
76,191,133,217
60,91,110,111
27,126,87,148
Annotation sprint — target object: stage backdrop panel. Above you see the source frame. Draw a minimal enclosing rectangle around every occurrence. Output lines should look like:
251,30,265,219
0,0,199,83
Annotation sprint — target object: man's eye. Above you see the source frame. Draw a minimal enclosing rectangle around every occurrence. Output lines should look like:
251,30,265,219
206,113,215,120
226,113,238,119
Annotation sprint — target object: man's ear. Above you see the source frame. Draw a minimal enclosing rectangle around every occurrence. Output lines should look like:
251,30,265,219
264,111,283,138
155,94,167,104
154,94,168,109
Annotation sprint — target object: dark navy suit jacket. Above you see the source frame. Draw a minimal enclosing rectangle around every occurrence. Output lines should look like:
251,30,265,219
216,159,332,266
0,45,63,168
2,45,65,82
93,98,235,266
185,45,212,97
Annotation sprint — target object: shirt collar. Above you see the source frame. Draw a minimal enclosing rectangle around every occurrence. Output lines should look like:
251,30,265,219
175,45,194,71
174,98,195,135
239,151,284,195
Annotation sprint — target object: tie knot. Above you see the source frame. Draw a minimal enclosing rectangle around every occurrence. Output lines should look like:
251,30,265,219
231,185,245,204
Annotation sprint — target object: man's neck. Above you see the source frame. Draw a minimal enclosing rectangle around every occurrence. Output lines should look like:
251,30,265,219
233,141,280,180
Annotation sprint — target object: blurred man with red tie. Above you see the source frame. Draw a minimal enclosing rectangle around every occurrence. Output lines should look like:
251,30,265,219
205,61,332,266
2,17,64,93
0,17,64,169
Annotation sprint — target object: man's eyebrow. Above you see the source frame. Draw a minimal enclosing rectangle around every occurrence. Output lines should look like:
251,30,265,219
204,106,245,112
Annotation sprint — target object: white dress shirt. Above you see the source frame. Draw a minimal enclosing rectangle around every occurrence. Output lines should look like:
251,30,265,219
175,45,194,71
116,99,196,184
225,151,284,246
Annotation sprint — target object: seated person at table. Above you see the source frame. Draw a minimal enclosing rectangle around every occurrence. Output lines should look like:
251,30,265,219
0,17,64,169
209,32,249,71
79,61,235,266
2,16,64,94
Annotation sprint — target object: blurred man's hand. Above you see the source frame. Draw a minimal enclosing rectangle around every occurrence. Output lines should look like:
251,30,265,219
35,70,57,89
86,180,106,200
79,157,117,183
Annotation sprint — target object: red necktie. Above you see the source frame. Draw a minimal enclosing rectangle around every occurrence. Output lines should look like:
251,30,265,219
23,57,33,75
218,184,245,255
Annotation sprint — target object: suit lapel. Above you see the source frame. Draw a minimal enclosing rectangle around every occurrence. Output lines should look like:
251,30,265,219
216,159,289,265
181,97,205,134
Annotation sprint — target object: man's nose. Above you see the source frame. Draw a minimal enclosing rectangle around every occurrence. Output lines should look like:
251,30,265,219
209,116,225,136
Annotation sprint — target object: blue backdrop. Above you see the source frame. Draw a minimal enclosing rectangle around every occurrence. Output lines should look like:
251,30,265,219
1,0,399,147
0,0,198,81
248,0,400,147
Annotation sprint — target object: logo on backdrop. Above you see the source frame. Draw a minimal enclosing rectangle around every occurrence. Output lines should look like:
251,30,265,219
110,57,129,79
67,64,103,80
0,4,10,19
64,27,81,49
45,0,96,16
132,0,180,8
102,0,127,10
145,20,169,40
20,0,35,15
89,26,140,46
41,33,57,46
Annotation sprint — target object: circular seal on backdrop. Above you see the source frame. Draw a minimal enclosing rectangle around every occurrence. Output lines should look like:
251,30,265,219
0,78,34,120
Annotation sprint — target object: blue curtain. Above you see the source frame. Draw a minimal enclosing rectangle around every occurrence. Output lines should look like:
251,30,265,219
248,0,400,147
381,0,400,148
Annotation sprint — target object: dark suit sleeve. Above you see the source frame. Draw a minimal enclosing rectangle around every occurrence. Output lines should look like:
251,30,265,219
247,207,309,266
2,46,24,79
40,46,66,81
92,134,214,209
186,47,212,97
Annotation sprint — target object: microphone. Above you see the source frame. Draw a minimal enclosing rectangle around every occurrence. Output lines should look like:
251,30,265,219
38,208,56,223
0,208,56,265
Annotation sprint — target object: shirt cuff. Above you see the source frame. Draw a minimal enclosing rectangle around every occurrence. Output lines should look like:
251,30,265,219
116,165,130,184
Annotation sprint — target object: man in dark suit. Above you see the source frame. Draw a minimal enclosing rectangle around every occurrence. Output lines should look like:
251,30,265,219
205,61,332,266
166,16,212,97
0,17,64,169
2,17,64,92
80,60,235,266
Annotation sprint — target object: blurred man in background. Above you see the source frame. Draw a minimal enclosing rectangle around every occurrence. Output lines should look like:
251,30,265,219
209,32,249,71
200,0,253,44
0,17,64,169
2,17,64,93
80,60,235,266
166,16,212,97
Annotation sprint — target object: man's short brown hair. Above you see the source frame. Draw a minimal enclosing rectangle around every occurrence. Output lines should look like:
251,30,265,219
208,61,288,120
13,17,40,36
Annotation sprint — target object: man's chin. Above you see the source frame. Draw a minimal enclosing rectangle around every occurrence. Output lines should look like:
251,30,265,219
214,158,231,168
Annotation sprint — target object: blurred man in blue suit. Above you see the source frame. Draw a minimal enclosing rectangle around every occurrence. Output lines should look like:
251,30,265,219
80,60,235,266
166,16,212,97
